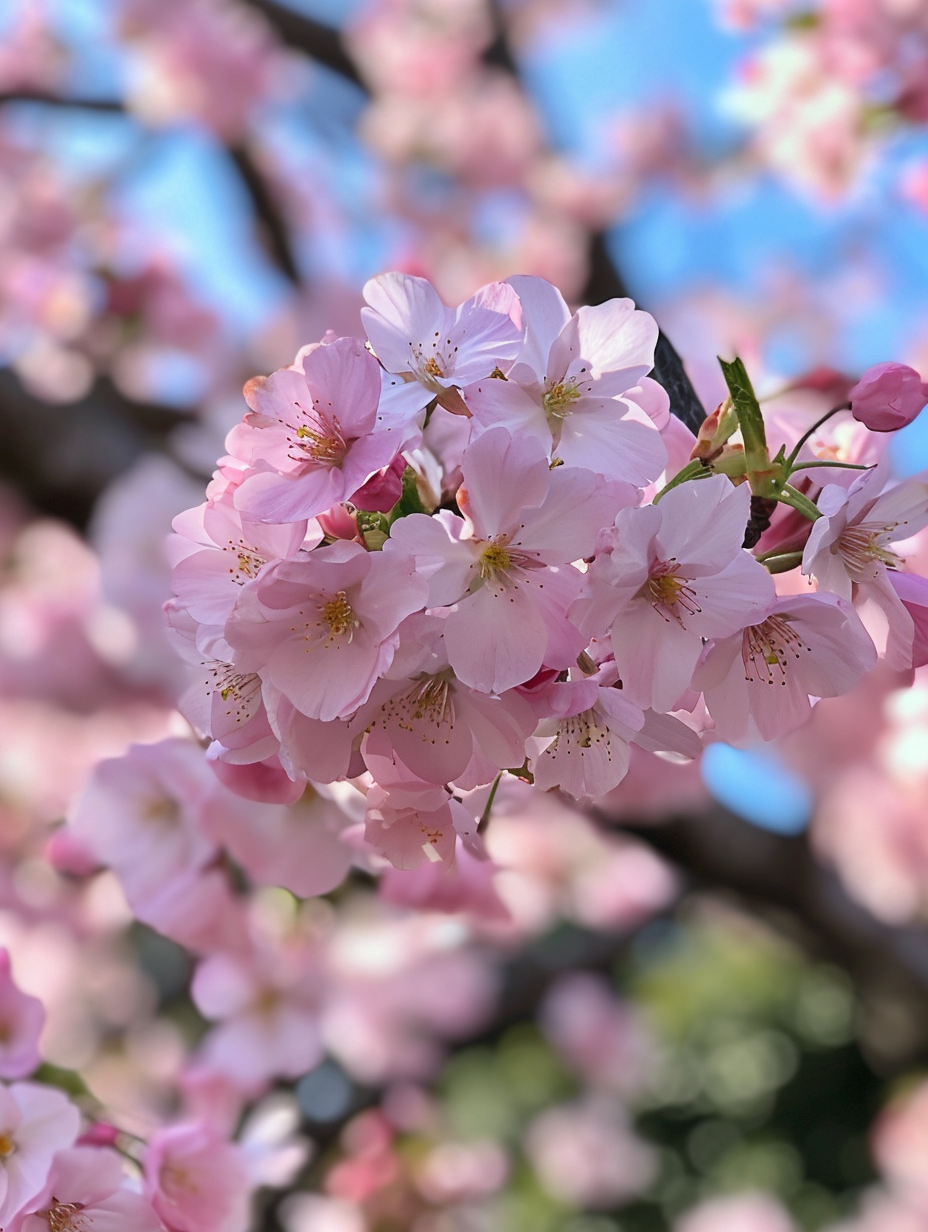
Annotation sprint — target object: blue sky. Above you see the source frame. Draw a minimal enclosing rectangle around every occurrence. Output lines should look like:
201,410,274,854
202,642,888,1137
26,0,927,381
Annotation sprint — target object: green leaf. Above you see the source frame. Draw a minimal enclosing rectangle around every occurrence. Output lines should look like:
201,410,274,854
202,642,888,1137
718,357,766,452
718,356,779,496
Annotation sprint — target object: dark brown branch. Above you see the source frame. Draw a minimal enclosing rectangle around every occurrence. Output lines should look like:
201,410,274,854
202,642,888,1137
582,231,706,433
0,93,302,288
0,368,195,528
230,143,302,284
0,90,123,112
244,0,365,88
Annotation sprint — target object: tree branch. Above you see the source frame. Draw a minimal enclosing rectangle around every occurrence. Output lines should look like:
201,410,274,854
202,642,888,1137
244,0,365,88
0,368,195,528
582,232,706,433
0,93,302,288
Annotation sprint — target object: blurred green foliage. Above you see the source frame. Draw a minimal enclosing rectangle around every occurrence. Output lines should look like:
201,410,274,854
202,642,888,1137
406,902,882,1232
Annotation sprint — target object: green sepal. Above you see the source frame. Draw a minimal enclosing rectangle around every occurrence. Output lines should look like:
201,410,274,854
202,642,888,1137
33,1061,93,1100
357,510,390,550
388,466,428,526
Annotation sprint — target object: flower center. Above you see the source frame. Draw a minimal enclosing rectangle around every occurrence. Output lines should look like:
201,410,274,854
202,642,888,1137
321,591,358,638
542,378,581,422
287,405,348,468
144,797,181,825
0,1131,15,1158
555,709,609,753
479,541,512,580
838,522,903,581
163,1161,200,1195
222,537,267,585
642,560,702,626
742,615,811,684
38,1200,89,1232
207,663,261,724
408,336,458,391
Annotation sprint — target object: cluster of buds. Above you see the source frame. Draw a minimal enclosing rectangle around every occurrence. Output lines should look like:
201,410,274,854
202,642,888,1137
166,272,928,870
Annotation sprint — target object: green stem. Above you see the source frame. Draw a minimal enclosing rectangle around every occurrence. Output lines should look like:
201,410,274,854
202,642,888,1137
478,771,504,833
785,404,849,468
777,484,822,521
653,459,708,503
788,460,873,473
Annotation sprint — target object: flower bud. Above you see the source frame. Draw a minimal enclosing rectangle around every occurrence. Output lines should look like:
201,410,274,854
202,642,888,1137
849,362,928,432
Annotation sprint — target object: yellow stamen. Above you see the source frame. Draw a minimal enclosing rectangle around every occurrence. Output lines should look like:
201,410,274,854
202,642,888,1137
321,591,358,638
39,1200,88,1232
479,542,512,579
543,378,581,421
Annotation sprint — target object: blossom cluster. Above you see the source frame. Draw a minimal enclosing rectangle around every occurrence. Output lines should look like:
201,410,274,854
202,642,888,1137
723,0,928,199
165,271,928,874
0,946,258,1232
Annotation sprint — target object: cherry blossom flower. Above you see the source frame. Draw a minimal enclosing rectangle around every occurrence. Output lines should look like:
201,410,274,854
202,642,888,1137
889,571,928,667
802,470,928,667
226,540,427,722
0,1082,80,1226
465,274,667,486
169,490,312,652
144,1121,251,1232
356,614,536,785
200,782,358,898
575,476,776,711
233,338,408,525
529,674,646,798
67,738,218,902
8,1145,163,1232
361,272,523,417
362,754,474,870
387,427,630,693
191,944,324,1088
695,592,877,744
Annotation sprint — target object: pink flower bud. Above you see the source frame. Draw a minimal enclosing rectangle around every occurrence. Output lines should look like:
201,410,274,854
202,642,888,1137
849,362,928,432
351,455,406,512
77,1122,120,1146
317,503,361,541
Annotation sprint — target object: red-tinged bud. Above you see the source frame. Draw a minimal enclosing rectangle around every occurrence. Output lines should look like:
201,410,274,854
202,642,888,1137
786,365,855,407
691,403,725,461
351,455,406,513
691,401,741,463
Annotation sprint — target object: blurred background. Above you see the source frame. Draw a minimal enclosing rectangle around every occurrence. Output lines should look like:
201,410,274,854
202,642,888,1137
2,1,928,1230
